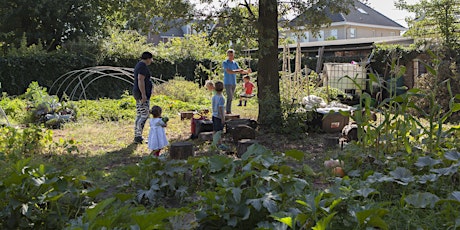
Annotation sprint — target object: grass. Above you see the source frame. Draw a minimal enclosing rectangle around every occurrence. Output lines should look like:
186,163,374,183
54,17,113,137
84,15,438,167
37,98,337,197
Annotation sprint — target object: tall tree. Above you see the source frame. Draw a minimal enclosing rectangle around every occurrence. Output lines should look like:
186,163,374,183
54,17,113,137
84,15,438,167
0,0,113,50
396,0,460,52
0,0,192,51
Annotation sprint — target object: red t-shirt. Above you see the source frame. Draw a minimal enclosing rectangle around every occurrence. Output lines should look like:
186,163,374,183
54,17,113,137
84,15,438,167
244,81,255,94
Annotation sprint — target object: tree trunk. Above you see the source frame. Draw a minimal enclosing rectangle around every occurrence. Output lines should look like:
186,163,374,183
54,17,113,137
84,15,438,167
257,0,282,130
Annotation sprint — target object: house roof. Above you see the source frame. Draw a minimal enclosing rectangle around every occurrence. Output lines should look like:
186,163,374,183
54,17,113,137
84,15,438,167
160,27,184,38
286,36,413,50
246,36,414,53
150,17,187,38
290,0,406,30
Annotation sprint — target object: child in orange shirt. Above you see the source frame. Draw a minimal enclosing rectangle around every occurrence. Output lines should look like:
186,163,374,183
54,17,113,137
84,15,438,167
238,75,255,106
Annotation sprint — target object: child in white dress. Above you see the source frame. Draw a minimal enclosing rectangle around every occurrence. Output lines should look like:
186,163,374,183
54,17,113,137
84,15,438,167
148,106,168,156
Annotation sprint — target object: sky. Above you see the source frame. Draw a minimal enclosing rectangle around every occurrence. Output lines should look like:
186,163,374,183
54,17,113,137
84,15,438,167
365,0,419,28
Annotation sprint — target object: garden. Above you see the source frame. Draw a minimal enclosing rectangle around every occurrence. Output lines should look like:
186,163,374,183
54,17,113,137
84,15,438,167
1,0,460,227
1,59,460,229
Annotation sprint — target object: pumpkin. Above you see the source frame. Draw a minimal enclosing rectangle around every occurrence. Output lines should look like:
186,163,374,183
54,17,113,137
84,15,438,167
332,167,345,178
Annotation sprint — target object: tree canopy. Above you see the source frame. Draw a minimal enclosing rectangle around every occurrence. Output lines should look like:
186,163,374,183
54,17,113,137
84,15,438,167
0,0,111,50
396,0,460,52
0,0,192,51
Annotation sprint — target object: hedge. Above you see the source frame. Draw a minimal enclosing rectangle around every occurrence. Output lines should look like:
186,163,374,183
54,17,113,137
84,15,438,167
0,48,410,99
0,52,219,98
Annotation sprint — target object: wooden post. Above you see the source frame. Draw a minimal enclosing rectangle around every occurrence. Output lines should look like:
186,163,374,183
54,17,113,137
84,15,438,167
282,45,287,73
315,46,324,74
170,142,194,160
295,41,301,95
305,65,310,96
237,139,258,158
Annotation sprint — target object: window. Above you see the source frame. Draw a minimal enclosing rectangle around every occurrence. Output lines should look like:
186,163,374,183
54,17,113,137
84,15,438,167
390,32,396,36
357,8,368,14
317,30,324,41
299,32,309,42
349,28,356,38
330,29,338,39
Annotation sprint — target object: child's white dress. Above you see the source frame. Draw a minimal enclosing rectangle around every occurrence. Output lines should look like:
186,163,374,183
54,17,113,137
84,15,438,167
148,118,168,150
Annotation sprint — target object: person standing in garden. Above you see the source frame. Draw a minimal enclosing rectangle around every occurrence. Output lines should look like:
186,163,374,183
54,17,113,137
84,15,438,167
237,75,255,107
222,49,251,114
133,51,154,144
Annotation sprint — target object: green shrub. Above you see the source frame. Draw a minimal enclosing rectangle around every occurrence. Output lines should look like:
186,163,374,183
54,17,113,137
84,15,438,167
153,78,210,105
0,159,99,229
0,93,28,124
150,95,207,116
66,197,196,230
1,82,77,126
0,125,53,156
74,92,136,121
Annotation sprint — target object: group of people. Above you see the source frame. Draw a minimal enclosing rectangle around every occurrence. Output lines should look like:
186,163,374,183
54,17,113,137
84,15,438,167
132,49,253,155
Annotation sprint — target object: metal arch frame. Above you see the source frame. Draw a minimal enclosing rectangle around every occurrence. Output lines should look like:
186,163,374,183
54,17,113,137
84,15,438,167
50,66,166,100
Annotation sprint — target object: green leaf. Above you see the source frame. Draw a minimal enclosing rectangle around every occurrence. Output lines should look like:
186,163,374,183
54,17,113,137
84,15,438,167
430,164,459,176
39,164,46,174
367,215,389,230
232,187,242,203
273,216,293,228
414,157,442,168
356,188,377,198
246,198,262,211
404,139,412,154
132,207,177,230
86,188,105,198
407,88,421,94
417,174,439,184
450,103,460,113
285,149,304,161
322,198,342,213
241,144,270,160
404,192,440,209
449,191,460,201
211,130,222,147
86,197,116,221
209,155,231,173
262,192,280,214
296,200,308,206
47,192,65,202
312,212,336,230
356,208,389,230
389,167,414,185
444,151,460,161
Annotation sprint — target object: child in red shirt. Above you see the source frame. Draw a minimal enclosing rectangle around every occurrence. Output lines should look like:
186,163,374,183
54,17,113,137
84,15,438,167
238,75,255,106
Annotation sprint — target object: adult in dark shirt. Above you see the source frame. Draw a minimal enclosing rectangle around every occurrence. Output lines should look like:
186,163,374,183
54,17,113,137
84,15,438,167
133,51,154,144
